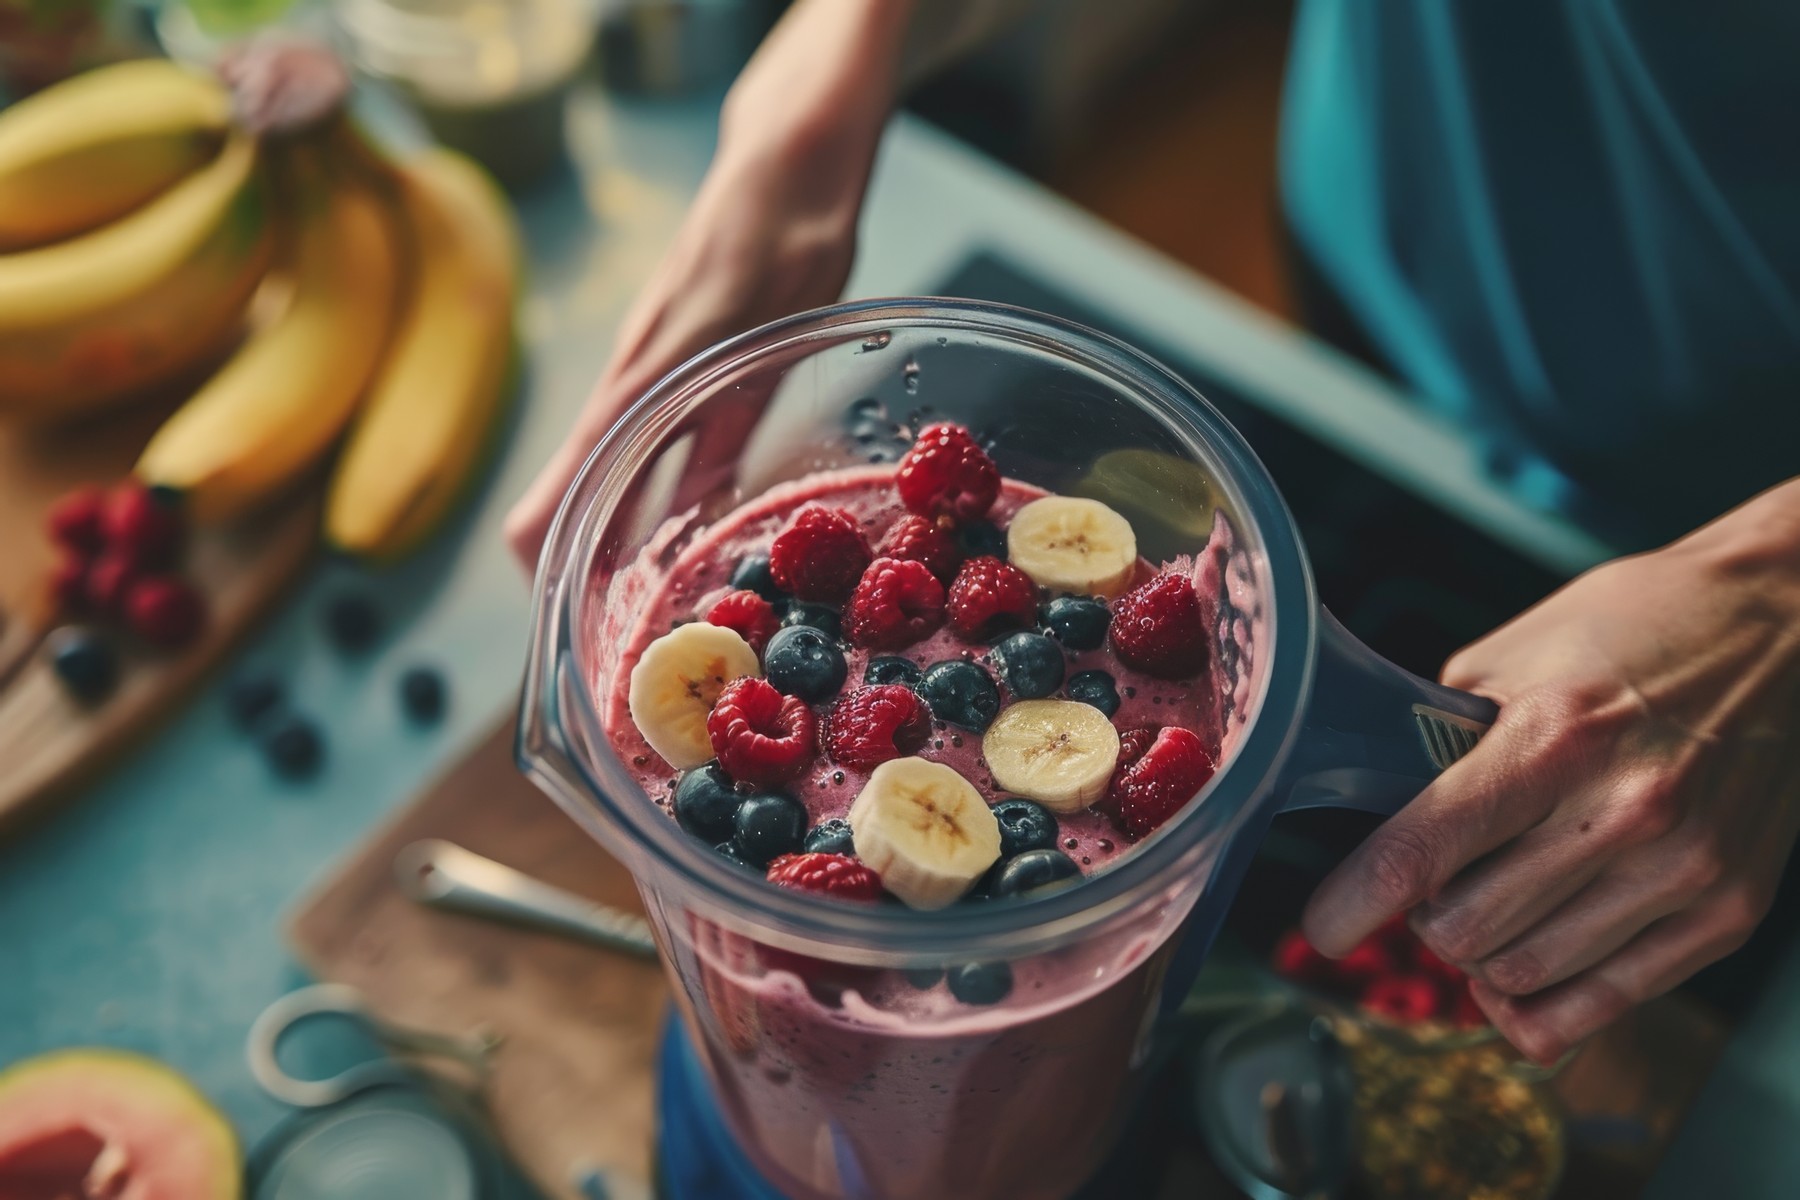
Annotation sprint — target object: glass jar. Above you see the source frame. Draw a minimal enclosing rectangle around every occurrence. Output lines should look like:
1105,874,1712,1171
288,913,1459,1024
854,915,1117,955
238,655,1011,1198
335,0,596,186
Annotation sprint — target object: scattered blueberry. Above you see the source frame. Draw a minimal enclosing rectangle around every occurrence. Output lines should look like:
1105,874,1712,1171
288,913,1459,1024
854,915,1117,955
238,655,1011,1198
903,967,945,989
803,818,856,856
145,483,186,511
323,592,381,654
225,669,283,729
948,961,1013,1005
958,521,1008,560
263,714,324,779
763,625,848,702
990,631,1065,699
989,849,1081,899
47,627,116,704
780,602,842,641
733,791,808,866
1042,596,1110,651
992,798,1060,857
729,554,785,602
1065,669,1121,717
399,666,446,723
714,840,752,867
864,656,922,689
918,660,1001,732
675,763,740,843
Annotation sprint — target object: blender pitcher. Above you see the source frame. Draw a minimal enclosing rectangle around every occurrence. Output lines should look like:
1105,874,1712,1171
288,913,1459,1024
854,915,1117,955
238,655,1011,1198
519,300,1497,1200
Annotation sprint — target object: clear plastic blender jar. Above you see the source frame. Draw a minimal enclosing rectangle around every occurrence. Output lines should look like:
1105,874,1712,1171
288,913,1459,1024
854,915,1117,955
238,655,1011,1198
519,300,1495,1200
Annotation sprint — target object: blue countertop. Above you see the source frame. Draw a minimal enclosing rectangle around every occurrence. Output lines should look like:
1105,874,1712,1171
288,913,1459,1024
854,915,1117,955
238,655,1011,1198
0,80,1778,1194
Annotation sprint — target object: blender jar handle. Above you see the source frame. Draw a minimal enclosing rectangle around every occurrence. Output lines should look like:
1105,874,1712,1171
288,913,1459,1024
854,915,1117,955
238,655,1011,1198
1278,608,1498,817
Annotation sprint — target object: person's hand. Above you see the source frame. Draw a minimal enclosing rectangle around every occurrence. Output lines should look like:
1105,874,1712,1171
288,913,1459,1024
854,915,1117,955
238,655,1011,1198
504,0,916,569
1303,480,1800,1064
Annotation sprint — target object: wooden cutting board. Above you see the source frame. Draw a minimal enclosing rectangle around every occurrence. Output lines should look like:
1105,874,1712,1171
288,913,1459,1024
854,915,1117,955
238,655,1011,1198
0,388,318,836
287,718,668,1200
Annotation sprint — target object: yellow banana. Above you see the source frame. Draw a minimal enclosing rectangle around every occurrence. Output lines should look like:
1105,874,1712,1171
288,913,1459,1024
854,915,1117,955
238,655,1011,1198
137,147,401,523
0,133,272,420
0,59,232,251
325,148,520,559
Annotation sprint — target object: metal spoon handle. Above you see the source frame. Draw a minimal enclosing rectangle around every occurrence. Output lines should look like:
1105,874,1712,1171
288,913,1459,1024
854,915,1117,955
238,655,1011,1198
394,839,658,960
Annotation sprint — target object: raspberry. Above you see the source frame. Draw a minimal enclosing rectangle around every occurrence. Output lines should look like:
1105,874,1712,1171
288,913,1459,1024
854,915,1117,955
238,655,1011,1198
48,553,90,615
122,575,206,648
768,506,873,604
945,556,1035,638
85,550,141,617
46,486,107,557
1361,975,1442,1025
895,423,1000,522
707,676,816,786
1094,725,1156,825
844,558,945,650
765,852,885,902
102,480,183,570
878,515,961,583
1109,571,1209,679
706,589,781,654
824,685,932,770
1104,725,1214,839
1335,938,1399,986
1271,929,1331,984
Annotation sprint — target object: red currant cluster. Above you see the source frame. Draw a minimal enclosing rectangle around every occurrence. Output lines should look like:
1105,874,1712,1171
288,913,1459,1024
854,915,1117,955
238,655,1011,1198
1273,914,1486,1028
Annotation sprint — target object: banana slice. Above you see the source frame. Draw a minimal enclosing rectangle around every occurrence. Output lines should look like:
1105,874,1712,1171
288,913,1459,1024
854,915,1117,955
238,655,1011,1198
849,758,1001,910
983,700,1121,813
627,623,761,770
1006,497,1138,599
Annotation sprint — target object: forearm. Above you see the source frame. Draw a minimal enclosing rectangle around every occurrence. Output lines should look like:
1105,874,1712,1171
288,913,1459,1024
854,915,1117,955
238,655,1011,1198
719,0,920,171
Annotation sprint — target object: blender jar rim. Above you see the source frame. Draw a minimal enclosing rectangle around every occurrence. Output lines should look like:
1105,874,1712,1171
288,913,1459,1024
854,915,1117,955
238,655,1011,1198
521,297,1321,959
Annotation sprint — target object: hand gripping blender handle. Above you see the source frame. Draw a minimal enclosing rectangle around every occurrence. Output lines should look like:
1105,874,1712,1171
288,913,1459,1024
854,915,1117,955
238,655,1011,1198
1279,608,1499,816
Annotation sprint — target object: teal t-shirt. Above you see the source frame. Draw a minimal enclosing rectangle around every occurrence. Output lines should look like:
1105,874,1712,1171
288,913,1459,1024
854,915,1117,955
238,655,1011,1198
1280,0,1800,545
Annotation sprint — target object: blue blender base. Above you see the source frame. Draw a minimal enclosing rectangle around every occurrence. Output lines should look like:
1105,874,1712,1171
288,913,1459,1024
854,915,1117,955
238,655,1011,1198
654,1015,1181,1200
656,1018,788,1200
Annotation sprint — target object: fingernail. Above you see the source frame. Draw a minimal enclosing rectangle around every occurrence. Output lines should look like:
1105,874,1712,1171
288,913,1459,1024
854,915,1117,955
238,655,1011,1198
1483,951,1544,996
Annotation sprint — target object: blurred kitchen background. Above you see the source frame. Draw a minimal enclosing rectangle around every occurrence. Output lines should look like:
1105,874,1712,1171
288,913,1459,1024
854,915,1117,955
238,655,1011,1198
4,2,1794,1199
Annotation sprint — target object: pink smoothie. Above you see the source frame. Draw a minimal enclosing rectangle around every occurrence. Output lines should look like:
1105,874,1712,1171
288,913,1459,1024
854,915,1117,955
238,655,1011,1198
599,465,1238,1200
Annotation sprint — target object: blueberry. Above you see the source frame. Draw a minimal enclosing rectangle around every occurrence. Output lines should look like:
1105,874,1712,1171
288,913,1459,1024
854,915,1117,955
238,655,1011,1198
47,627,116,704
990,632,1065,699
733,791,807,866
1065,669,1121,717
1042,596,1110,651
803,818,855,856
730,554,785,602
864,656,922,689
989,849,1082,899
225,669,283,729
399,666,446,723
263,715,324,779
948,961,1013,1005
958,521,1008,560
763,625,848,702
714,840,753,868
992,798,1060,858
918,660,1001,732
780,602,842,641
323,592,381,654
675,763,740,843
903,967,945,990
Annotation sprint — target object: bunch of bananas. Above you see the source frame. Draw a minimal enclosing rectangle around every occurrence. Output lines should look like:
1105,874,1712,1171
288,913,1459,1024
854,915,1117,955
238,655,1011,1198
0,57,521,561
